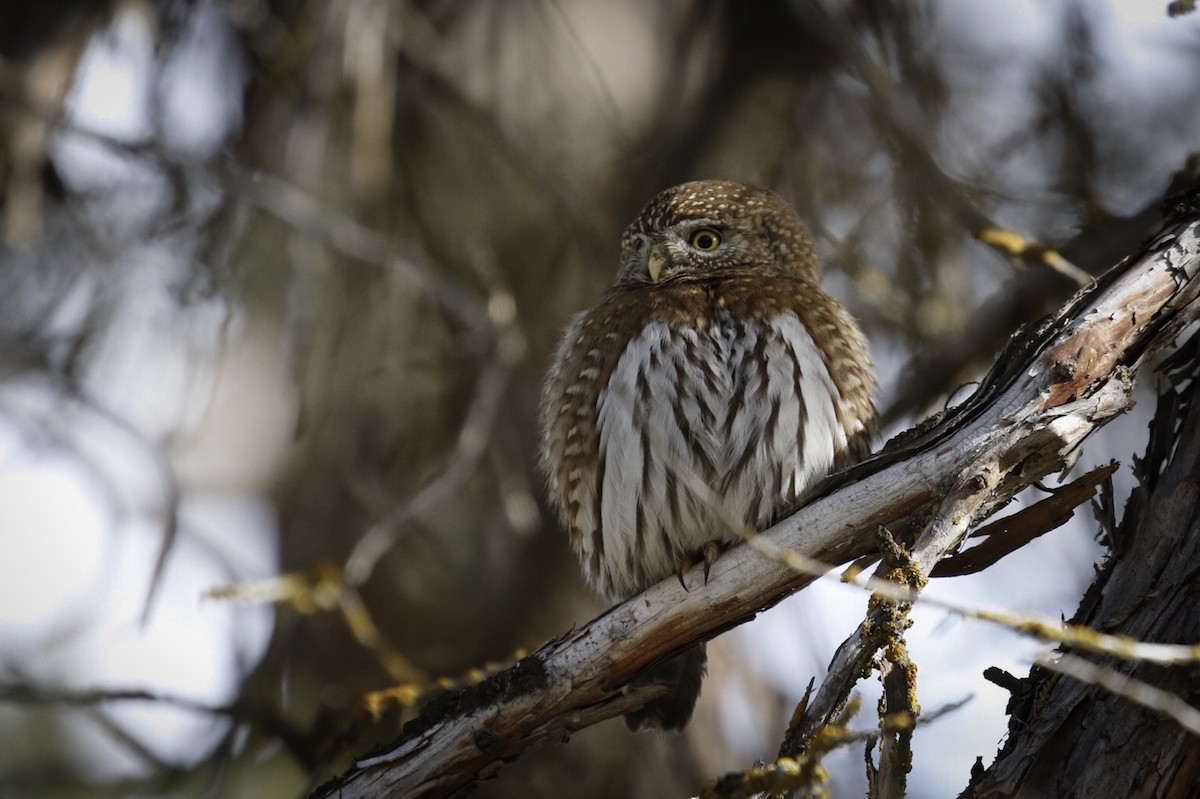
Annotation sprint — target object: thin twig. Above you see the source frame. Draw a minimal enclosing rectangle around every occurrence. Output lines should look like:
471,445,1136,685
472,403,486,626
1036,652,1200,735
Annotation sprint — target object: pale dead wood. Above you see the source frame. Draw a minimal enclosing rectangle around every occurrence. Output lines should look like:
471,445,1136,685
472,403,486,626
313,205,1200,799
931,462,1118,578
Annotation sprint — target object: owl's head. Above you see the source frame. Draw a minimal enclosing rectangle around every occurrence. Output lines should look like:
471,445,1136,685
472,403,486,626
617,180,821,285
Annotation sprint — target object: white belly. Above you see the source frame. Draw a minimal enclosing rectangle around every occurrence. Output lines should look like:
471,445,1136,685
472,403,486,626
588,311,847,599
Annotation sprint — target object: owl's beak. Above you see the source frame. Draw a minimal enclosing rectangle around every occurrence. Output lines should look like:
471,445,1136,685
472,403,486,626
647,246,667,282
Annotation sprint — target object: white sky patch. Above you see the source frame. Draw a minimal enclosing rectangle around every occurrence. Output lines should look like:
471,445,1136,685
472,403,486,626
159,1,247,157
30,498,276,779
0,361,280,779
0,420,278,779
52,5,156,191
0,442,107,639
65,7,156,140
934,0,1057,55
1085,4,1200,213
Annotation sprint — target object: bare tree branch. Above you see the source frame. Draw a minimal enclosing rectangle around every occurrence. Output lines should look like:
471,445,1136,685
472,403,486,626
308,193,1200,799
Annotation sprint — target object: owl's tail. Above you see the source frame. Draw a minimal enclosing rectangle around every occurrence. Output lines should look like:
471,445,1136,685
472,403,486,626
623,642,707,732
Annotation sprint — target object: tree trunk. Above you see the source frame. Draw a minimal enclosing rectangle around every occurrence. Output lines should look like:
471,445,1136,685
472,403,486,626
964,338,1200,797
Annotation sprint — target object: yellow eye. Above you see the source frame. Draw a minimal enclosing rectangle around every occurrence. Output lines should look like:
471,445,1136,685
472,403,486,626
689,228,722,252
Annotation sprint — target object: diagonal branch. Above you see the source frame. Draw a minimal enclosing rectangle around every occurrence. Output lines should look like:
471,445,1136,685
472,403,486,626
313,198,1200,799
776,460,1117,767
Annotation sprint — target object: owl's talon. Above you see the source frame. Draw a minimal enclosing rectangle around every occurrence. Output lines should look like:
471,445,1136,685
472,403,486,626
702,541,721,583
675,555,692,591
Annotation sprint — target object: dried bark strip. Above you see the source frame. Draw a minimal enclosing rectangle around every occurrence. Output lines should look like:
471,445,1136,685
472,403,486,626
931,462,1118,578
314,206,1200,799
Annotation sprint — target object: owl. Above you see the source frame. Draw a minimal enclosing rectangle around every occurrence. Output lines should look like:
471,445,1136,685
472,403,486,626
539,180,876,730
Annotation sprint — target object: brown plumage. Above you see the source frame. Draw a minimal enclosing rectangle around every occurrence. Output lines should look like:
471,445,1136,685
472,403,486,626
539,180,876,730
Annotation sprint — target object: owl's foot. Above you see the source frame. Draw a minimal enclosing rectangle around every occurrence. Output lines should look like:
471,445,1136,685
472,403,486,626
674,541,726,591
674,554,692,591
702,540,721,583
625,642,707,731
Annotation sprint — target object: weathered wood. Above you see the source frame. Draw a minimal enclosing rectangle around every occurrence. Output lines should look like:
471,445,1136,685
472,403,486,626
314,205,1200,799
